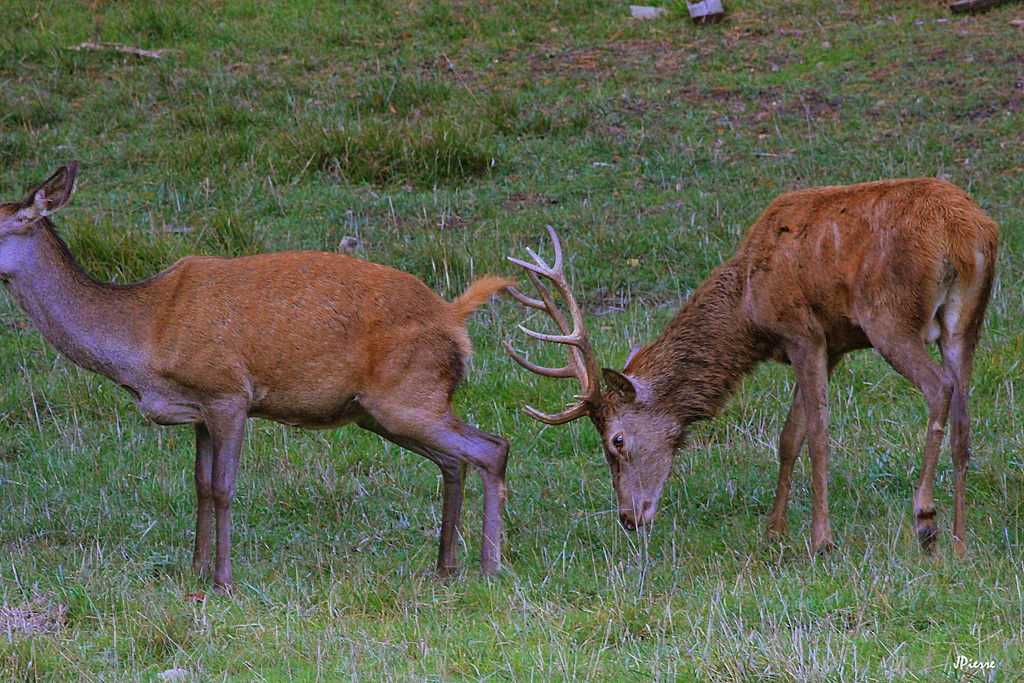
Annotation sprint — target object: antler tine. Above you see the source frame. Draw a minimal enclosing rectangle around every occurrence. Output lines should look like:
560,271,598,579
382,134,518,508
504,226,602,425
502,341,577,378
506,265,565,311
545,224,565,274
524,246,550,271
507,255,550,276
505,284,547,311
524,403,591,426
518,324,585,347
505,269,576,329
507,225,564,278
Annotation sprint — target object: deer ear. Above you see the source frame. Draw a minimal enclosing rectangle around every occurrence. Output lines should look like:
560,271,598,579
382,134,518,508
21,160,79,219
602,368,637,402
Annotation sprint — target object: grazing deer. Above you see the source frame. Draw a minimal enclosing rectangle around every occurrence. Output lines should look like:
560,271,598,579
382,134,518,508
0,161,511,590
506,178,997,555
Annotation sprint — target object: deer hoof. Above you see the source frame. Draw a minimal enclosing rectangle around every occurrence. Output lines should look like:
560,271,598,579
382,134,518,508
435,565,461,582
917,526,939,555
916,508,938,555
764,515,788,537
811,530,835,554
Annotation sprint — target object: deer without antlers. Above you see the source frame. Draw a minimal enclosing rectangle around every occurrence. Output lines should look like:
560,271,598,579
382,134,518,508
1,161,512,590
507,178,998,555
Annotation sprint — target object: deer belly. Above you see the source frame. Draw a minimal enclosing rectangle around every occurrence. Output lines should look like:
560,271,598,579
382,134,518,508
249,393,364,429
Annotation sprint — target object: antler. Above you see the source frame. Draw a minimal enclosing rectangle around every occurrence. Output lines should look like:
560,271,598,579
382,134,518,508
503,226,602,425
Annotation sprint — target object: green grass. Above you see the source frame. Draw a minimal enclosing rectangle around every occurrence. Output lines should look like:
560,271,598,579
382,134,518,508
2,0,1024,680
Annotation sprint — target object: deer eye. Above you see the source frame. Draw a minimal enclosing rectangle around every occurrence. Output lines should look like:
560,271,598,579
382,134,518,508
612,433,624,451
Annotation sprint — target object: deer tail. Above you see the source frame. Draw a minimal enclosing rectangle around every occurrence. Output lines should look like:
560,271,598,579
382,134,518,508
451,275,514,322
932,183,999,286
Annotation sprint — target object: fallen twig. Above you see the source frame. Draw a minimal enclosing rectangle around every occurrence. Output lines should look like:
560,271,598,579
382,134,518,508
66,42,181,59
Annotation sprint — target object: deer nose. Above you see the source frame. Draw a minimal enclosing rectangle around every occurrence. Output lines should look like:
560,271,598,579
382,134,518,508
619,510,638,530
619,501,656,531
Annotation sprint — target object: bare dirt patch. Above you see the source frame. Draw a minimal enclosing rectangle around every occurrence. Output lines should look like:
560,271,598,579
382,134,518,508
503,192,561,209
526,40,703,80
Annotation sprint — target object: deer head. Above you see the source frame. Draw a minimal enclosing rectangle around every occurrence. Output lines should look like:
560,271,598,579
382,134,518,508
504,226,683,530
0,161,78,276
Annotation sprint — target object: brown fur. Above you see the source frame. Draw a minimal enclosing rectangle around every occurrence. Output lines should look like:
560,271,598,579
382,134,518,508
0,162,511,590
512,179,998,555
631,179,998,417
624,260,772,425
452,275,515,322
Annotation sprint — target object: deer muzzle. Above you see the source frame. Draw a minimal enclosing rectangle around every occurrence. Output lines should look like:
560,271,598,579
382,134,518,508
618,499,656,531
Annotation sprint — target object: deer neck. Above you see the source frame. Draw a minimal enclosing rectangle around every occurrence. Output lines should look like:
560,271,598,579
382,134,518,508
3,222,151,383
628,258,773,424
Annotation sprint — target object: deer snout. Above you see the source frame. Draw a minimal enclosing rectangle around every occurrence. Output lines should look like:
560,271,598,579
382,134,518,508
618,500,655,531
619,510,638,530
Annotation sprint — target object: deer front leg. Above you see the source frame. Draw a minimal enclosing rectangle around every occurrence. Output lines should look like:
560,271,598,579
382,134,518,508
767,355,840,540
766,386,807,538
193,423,215,576
205,408,248,592
789,340,833,551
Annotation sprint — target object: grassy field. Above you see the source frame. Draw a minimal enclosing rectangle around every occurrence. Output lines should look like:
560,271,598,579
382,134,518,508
2,0,1024,680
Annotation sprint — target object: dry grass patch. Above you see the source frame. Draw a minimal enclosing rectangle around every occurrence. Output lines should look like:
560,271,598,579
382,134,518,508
1,596,67,638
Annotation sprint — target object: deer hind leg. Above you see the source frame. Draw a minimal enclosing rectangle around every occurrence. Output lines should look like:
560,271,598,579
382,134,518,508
938,274,992,556
412,417,508,576
453,421,509,575
870,329,954,555
357,416,468,575
435,457,468,575
360,406,509,575
942,333,972,557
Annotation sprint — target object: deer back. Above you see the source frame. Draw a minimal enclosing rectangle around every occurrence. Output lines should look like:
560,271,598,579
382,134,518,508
736,178,997,346
143,252,480,414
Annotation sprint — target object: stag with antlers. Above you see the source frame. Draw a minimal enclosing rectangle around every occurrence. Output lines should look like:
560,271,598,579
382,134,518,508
506,178,998,555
